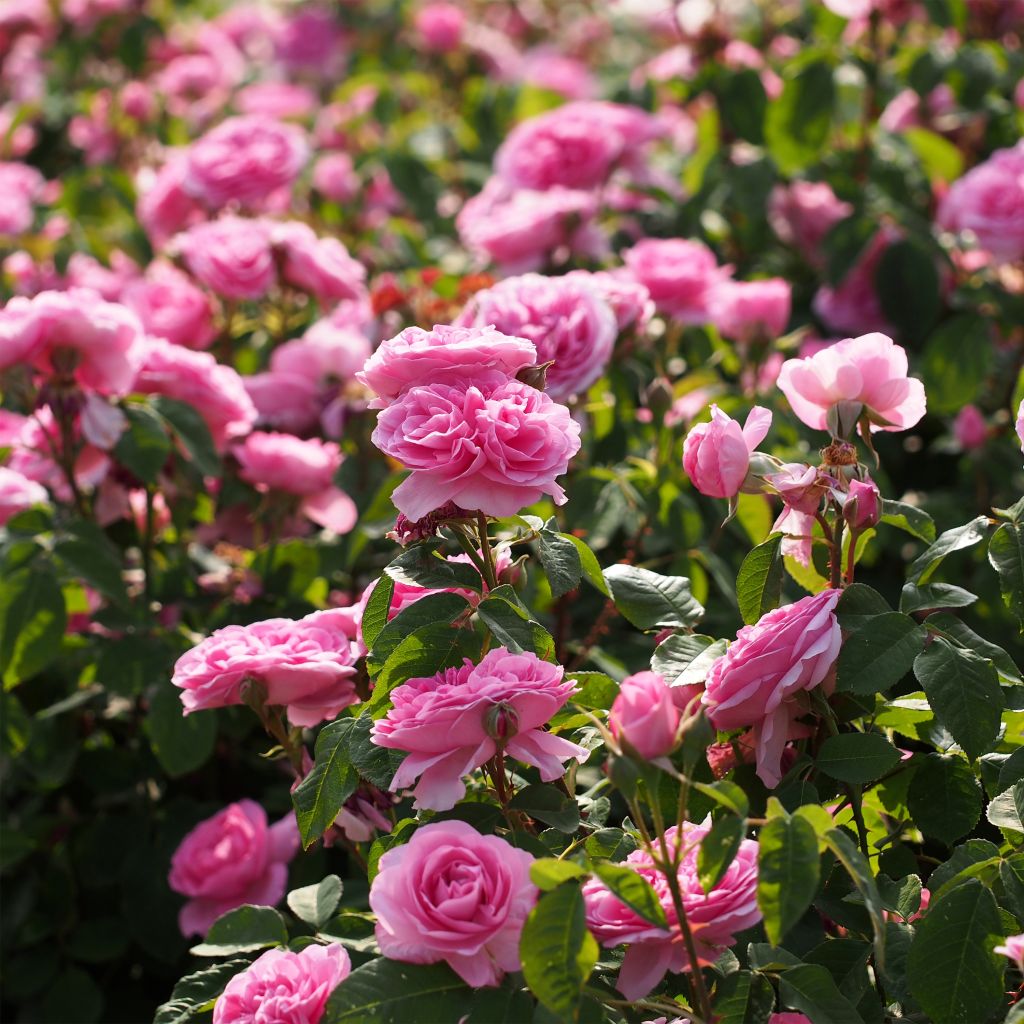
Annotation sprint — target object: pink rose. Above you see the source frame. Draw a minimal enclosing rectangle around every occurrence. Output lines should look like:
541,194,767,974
583,822,760,1000
710,278,791,345
0,466,47,525
184,115,308,211
811,228,897,337
767,182,853,266
168,800,299,936
842,478,881,531
371,647,588,810
172,609,362,726
235,82,317,120
1016,398,1024,453
133,337,257,450
768,463,828,515
65,251,140,300
370,820,537,987
244,372,320,434
136,153,206,249
953,404,987,451
312,152,360,204
682,405,772,499
372,377,581,521
273,318,372,386
995,934,1024,973
122,262,216,350
213,944,350,1024
609,671,680,759
120,80,154,121
414,2,465,52
622,238,729,324
455,273,617,401
272,222,367,306
566,269,653,332
175,217,276,301
702,590,842,787
777,332,926,433
274,6,347,76
770,1016,813,1024
517,48,597,101
0,161,44,235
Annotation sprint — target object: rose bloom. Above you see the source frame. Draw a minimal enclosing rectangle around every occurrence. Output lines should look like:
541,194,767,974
133,337,256,450
843,478,881,531
0,466,47,525
566,269,653,332
372,376,581,521
1016,398,1024,454
702,589,842,787
622,238,729,324
455,273,617,401
271,221,367,306
235,82,317,120
372,647,588,810
953,404,987,451
767,181,853,266
769,465,826,567
274,317,372,387
136,152,207,249
414,2,465,52
122,262,216,350
770,1016,813,1024
0,161,44,235
213,944,350,1024
370,821,536,986
777,332,926,433
609,671,680,759
710,278,791,346
312,151,360,204
64,250,140,301
682,405,772,499
0,288,143,395
168,799,299,936
811,228,897,337
176,217,276,302
172,609,362,726
995,934,1024,973
244,372,321,434
183,115,308,211
583,822,760,1000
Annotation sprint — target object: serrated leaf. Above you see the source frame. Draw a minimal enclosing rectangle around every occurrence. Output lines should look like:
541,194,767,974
900,583,977,614
836,612,925,696
509,784,580,833
385,545,482,593
907,754,982,845
0,565,67,688
986,782,1024,832
603,564,704,631
778,964,862,1024
529,859,589,891
757,812,820,945
908,516,991,585
817,732,901,784
476,596,555,661
989,521,1024,629
360,576,394,652
538,529,583,598
292,718,359,849
190,905,287,956
367,592,471,673
822,828,887,971
591,861,667,927
113,402,172,484
287,875,343,929
698,814,744,894
325,960,472,1023
881,499,936,543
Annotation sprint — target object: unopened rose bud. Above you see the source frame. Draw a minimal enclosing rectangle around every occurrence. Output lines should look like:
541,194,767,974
843,478,881,531
609,671,680,760
484,701,519,742
645,377,674,420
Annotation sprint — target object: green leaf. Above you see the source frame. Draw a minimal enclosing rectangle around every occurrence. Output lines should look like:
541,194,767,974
822,828,887,971
778,964,863,1024
713,969,776,1024
926,612,1021,685
151,395,222,478
989,521,1024,629
519,883,598,1018
908,516,991,585
907,754,982,845
154,959,252,1024
367,592,471,673
529,858,589,891
691,779,750,818
906,880,1006,1024
875,238,941,341
716,67,767,143
835,584,891,632
986,781,1024,832
476,596,555,661
881,499,936,543
900,582,977,614
584,828,637,862
145,683,216,777
190,905,288,956
817,733,901,784
346,714,405,789
914,638,1002,760
836,612,926,696
0,565,66,688
766,60,836,173
292,718,359,849
385,545,482,593
287,875,343,929
509,784,580,834
360,576,394,652
651,634,725,688
603,564,704,631
54,521,129,608
921,314,994,415
325,960,473,1023
591,861,668,927
463,983,536,1023
113,402,172,485
698,814,745,893
757,812,820,945
736,533,784,626
538,529,583,598
904,125,964,183
560,533,610,596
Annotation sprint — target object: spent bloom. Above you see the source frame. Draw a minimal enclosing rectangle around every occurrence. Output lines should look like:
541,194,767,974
609,671,680,759
682,405,772,499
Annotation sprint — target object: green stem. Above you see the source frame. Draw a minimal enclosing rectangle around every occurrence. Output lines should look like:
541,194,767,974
475,512,499,591
143,486,155,607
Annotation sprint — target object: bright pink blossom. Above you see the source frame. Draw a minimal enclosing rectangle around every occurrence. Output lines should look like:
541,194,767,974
622,238,729,324
682,405,772,499
609,671,680,759
122,262,216,350
175,217,275,301
995,934,1024,973
710,278,791,345
953,405,987,451
767,182,853,266
272,221,367,306
414,2,465,52
843,478,881,531
136,153,206,248
312,152,360,204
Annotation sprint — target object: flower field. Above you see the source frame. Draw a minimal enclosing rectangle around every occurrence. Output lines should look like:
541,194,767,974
1,1,1023,1023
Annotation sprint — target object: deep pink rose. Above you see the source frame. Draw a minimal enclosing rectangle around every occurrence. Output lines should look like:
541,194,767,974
682,405,772,499
272,222,367,306
622,238,729,324
953,404,987,451
184,115,308,211
172,609,362,726
274,6,347,76
168,800,299,937
777,332,926,433
370,820,537,987
372,377,581,521
0,466,47,525
213,944,350,1024
64,251,140,301
517,47,597,101
372,647,588,810
122,262,216,350
455,272,617,401
609,670,680,759
176,217,276,301
710,278,791,345
414,2,465,52
767,182,853,266
843,478,881,531
770,1016,813,1024
583,822,760,1000
702,590,842,787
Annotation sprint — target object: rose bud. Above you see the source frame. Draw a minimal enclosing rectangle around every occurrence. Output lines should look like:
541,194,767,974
609,671,680,760
843,478,881,531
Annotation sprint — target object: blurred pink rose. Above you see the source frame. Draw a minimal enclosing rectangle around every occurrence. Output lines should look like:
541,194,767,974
583,822,760,1000
274,318,372,386
414,2,465,52
767,182,853,266
312,152,360,204
518,48,597,100
123,263,216,350
1016,398,1024,453
995,934,1024,973
370,820,536,987
455,273,617,401
778,332,926,433
812,228,897,337
0,466,47,524
274,5,347,76
622,238,729,324
244,372,320,433
770,1016,813,1024
213,944,350,1024
136,153,207,249
372,647,588,810
703,590,842,787
682,405,772,499
710,278,791,345
271,222,367,306
0,161,44,235
175,217,275,301
119,80,154,121
566,269,653,332
609,670,680,759
235,82,316,120
168,800,299,936
953,405,987,451
64,250,140,300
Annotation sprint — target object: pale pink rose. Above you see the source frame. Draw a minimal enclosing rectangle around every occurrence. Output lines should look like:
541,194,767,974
0,288,143,395
122,263,216,350
995,934,1024,973
235,82,316,119
937,141,1024,264
372,647,588,810
414,2,465,52
633,45,699,87
358,323,536,406
768,463,828,515
370,821,537,987
609,671,680,759
682,405,772,499
518,48,597,101
119,80,154,121
0,466,47,525
373,377,581,521
767,182,853,266
168,800,299,937
244,372,320,433
583,822,761,1000
273,319,372,386
172,610,362,726
1016,398,1024,453
812,228,898,337
175,217,275,301
842,478,881,531
271,222,367,306
566,269,653,332
710,278,791,345
778,332,926,433
183,115,308,211
133,337,257,450
455,273,617,401
312,152,360,204
64,251,140,300
213,944,350,1024
79,393,127,450
703,590,842,787
136,153,207,249
953,404,987,450
154,54,235,125
622,238,729,324
0,161,44,235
